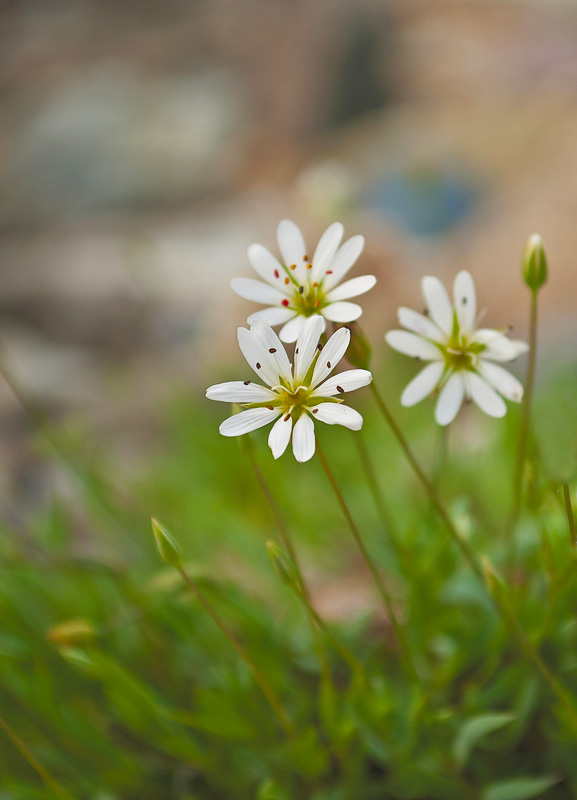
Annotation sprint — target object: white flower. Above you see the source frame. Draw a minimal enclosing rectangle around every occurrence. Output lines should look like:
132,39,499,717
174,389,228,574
231,220,376,343
206,315,372,462
385,271,529,426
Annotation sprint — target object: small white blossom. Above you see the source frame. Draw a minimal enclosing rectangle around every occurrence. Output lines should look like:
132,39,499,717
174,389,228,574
231,220,376,343
206,315,372,462
385,271,529,426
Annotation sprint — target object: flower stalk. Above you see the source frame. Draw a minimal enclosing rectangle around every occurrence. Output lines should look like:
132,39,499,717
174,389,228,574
562,484,576,548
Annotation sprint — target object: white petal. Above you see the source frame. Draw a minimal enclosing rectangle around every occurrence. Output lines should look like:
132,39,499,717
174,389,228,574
279,314,307,344
247,244,290,292
315,369,372,397
268,414,293,459
237,327,280,387
311,327,350,388
385,330,442,360
435,372,465,426
250,321,292,382
294,315,325,383
292,413,316,462
453,271,476,333
398,307,444,341
477,362,524,403
322,301,363,322
326,275,376,302
400,361,444,407
311,403,363,430
277,219,307,281
322,235,365,291
467,371,507,418
475,329,529,362
231,277,287,306
311,222,343,282
247,307,296,326
219,408,280,437
422,276,454,336
206,381,277,403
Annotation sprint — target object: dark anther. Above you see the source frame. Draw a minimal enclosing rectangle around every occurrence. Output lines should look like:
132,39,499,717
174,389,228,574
284,413,291,421
243,380,250,385
299,286,304,294
337,385,344,393
295,348,299,354
269,348,277,353
312,409,318,414
256,362,261,369
267,405,274,410
462,297,467,304
327,361,331,368
317,343,323,351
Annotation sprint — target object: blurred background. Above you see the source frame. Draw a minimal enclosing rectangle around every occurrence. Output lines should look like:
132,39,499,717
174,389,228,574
1,0,577,516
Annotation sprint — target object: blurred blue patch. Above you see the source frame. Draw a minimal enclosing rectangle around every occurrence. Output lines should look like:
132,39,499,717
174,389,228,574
364,164,478,237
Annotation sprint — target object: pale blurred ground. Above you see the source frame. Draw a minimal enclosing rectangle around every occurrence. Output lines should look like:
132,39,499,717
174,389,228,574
1,0,576,503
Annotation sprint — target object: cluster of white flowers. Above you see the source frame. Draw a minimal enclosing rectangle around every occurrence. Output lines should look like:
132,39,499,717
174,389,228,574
206,220,528,459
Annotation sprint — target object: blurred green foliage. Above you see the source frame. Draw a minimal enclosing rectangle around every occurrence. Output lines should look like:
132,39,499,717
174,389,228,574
0,354,576,799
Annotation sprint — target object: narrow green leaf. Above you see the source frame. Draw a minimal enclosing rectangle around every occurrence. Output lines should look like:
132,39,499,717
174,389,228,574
453,713,515,768
482,776,559,800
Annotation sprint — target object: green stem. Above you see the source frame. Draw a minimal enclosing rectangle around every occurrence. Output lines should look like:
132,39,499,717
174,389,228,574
511,291,538,531
244,439,333,690
369,382,484,584
370,381,577,734
353,430,401,561
0,714,76,800
562,484,577,548
315,440,420,684
177,565,296,739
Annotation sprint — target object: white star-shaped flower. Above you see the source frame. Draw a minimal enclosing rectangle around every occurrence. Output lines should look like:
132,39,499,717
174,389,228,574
385,271,529,426
231,220,376,343
206,315,372,462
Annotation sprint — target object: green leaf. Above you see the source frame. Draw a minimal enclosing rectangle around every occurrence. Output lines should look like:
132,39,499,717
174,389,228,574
482,776,559,800
453,713,515,768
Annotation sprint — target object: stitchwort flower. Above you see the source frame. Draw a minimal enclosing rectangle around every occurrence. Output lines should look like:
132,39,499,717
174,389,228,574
385,271,529,426
231,220,376,343
206,315,372,462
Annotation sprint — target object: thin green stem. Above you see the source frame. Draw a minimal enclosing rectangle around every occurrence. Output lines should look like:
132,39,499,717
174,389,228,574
353,430,401,560
562,484,576,548
0,713,76,800
369,380,577,734
315,440,420,684
244,439,333,689
369,382,484,584
177,565,296,739
511,291,538,531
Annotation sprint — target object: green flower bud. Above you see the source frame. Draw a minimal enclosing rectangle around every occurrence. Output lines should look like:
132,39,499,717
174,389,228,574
151,518,182,569
522,233,548,292
346,323,372,370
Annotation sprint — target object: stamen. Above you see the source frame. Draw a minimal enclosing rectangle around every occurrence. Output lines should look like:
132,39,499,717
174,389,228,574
312,282,318,288
423,308,429,316
326,270,333,274
284,413,291,421
299,286,304,294
269,348,277,353
462,297,467,304
290,264,297,270
317,343,323,351
314,299,320,308
256,362,261,369
243,380,250,385
267,405,274,410
306,263,313,270
327,361,331,368
303,255,309,262
295,348,299,354
284,277,290,285
273,269,280,279
312,409,318,414
336,385,344,393
281,299,290,307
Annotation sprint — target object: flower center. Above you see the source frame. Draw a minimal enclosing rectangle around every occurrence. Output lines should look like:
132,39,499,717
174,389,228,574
277,258,333,316
277,385,310,417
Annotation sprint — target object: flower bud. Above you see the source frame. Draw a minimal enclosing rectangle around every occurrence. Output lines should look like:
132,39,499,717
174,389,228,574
48,618,95,646
151,518,182,569
522,234,547,292
346,323,372,370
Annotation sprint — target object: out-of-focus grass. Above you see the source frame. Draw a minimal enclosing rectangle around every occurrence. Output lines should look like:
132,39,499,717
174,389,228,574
0,353,576,799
